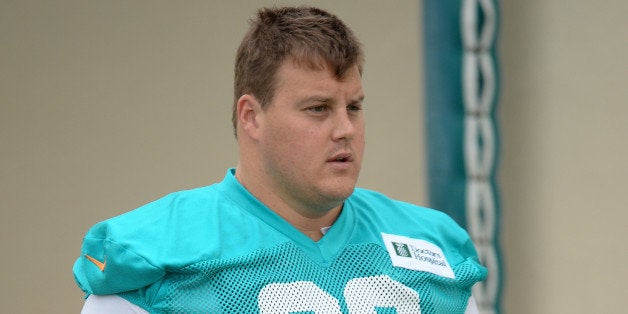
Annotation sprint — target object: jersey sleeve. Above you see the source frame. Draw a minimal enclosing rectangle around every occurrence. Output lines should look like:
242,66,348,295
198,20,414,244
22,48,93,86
73,220,166,295
73,186,222,296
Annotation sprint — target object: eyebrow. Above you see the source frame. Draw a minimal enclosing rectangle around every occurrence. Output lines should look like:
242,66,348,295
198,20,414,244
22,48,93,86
296,94,365,108
352,95,365,104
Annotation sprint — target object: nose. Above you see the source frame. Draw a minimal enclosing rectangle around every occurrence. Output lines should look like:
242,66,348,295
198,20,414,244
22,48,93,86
331,109,356,141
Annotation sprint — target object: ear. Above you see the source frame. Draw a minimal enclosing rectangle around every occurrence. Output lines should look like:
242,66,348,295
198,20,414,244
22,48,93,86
236,94,262,139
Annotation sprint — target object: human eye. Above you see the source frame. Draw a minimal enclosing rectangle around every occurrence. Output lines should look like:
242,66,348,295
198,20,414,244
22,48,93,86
347,104,362,111
347,102,363,113
307,105,328,113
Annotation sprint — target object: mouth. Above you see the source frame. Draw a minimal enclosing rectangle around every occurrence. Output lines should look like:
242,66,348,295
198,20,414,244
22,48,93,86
327,152,353,163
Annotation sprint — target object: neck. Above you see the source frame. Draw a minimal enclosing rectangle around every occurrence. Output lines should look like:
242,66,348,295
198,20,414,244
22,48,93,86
235,163,341,241
275,204,341,241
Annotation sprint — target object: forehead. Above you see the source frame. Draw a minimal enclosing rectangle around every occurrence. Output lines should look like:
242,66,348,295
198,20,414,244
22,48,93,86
273,60,363,99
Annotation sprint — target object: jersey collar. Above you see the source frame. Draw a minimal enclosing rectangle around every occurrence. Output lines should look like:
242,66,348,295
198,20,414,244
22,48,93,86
218,168,357,265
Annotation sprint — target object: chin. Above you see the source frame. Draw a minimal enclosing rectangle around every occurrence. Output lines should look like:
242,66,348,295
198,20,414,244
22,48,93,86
314,171,360,200
323,183,357,202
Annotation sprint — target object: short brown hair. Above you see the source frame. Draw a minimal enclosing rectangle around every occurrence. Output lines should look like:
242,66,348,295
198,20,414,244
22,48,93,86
232,6,364,136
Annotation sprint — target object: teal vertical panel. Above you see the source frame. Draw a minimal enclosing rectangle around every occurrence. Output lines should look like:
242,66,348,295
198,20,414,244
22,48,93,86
423,1,467,226
423,1,502,313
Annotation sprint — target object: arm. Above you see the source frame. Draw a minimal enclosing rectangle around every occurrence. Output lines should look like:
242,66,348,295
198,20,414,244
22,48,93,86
464,295,479,314
81,295,148,314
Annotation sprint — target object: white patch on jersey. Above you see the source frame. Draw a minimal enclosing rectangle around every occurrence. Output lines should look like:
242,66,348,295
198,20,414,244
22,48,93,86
381,232,455,279
258,281,341,313
344,275,421,313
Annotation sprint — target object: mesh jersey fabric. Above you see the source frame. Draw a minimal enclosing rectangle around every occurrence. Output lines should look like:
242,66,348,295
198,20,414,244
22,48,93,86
74,168,487,313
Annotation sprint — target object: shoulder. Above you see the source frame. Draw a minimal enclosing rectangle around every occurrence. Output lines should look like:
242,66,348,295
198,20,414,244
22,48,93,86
74,184,229,295
348,188,481,266
349,188,459,229
84,184,223,253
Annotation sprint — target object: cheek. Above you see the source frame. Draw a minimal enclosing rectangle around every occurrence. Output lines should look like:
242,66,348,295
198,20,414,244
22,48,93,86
264,123,317,161
354,124,366,149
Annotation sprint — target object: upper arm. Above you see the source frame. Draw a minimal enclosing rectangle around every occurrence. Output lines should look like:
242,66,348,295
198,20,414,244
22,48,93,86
81,295,148,314
464,295,479,314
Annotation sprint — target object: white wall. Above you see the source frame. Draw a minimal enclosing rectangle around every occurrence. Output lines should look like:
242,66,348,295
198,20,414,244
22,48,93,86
1,1,626,313
500,1,628,312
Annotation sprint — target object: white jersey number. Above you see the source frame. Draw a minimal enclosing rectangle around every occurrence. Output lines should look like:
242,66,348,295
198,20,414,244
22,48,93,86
258,275,421,314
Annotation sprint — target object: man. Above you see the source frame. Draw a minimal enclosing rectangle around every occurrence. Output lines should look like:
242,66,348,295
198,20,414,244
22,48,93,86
74,6,486,313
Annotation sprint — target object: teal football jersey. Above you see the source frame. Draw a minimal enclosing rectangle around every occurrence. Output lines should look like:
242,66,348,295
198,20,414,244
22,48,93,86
74,169,487,313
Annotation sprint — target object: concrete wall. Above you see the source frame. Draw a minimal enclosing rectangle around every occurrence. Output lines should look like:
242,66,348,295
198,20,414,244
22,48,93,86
500,1,628,312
